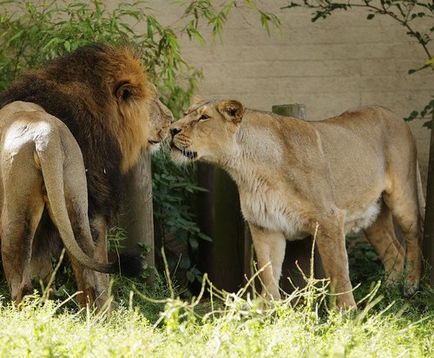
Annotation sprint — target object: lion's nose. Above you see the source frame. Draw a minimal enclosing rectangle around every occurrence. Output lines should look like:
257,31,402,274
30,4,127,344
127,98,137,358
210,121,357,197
170,127,182,137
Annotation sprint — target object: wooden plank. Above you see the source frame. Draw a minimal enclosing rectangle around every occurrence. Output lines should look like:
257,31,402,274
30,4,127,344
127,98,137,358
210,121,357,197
423,113,434,286
119,150,155,280
196,164,245,292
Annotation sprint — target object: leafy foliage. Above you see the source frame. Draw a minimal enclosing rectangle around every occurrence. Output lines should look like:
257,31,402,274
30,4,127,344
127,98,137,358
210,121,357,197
152,150,210,283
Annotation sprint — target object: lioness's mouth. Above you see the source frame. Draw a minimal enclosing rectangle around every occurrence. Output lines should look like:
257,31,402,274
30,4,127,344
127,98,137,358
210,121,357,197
170,142,197,160
148,139,161,145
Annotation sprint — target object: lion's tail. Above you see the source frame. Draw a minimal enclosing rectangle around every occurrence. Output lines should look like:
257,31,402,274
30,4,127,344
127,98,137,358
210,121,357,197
416,161,426,231
35,131,116,274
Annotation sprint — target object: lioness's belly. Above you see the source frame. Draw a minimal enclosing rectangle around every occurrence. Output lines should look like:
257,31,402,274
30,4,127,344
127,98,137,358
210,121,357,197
344,200,381,236
241,189,381,240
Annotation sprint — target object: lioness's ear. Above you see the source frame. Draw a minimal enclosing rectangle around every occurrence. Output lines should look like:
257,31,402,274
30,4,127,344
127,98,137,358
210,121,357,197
217,100,244,123
192,95,205,105
115,81,134,101
156,99,174,120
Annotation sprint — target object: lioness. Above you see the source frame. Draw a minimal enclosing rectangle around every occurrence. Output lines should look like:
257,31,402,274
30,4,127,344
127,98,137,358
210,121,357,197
170,97,424,308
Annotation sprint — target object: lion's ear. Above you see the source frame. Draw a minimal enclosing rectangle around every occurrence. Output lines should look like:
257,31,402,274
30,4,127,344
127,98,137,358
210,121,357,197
217,100,244,124
115,81,134,101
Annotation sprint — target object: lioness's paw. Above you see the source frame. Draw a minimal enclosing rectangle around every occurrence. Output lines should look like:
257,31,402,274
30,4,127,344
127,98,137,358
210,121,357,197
403,281,419,297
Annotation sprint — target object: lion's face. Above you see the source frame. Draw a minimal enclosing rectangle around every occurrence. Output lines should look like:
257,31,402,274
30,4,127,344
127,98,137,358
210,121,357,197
106,47,172,170
170,97,244,164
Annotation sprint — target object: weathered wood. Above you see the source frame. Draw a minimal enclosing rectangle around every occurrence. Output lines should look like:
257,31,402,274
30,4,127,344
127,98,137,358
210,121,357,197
119,150,155,280
423,113,434,286
196,164,245,292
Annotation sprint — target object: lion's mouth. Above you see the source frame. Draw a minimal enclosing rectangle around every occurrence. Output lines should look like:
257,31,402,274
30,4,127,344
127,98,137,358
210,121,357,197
170,142,197,160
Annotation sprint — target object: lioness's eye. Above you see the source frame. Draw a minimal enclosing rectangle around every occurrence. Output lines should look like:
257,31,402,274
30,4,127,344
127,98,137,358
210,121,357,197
199,114,209,121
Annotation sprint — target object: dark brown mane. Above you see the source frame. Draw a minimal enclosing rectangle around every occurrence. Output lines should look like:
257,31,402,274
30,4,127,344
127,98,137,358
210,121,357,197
0,44,151,224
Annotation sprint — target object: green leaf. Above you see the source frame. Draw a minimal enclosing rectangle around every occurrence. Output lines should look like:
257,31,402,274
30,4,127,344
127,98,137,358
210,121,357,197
64,40,71,52
189,238,199,250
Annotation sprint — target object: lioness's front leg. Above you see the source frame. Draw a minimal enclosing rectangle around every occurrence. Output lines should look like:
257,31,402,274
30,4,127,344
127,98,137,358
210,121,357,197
248,223,286,300
314,216,356,309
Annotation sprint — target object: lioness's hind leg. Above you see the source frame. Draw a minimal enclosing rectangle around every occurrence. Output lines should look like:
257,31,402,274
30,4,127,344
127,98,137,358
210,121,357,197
363,204,405,283
1,190,44,303
383,182,421,296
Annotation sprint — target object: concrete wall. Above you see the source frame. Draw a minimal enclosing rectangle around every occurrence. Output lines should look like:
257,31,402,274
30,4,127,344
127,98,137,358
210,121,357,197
143,1,433,182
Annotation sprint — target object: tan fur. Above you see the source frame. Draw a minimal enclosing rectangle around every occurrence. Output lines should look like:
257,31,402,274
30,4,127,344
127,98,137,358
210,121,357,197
0,45,172,309
147,84,173,153
0,101,112,305
170,98,424,309
0,95,172,308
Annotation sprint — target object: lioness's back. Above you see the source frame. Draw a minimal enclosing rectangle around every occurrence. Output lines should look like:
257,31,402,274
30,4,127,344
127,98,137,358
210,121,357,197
309,106,417,207
312,106,415,161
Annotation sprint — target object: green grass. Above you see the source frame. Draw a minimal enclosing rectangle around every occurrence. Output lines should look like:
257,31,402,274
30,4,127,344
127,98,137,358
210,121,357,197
0,265,434,358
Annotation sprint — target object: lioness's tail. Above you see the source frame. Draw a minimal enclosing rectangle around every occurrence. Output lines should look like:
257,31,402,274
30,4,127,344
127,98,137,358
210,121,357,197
35,133,116,274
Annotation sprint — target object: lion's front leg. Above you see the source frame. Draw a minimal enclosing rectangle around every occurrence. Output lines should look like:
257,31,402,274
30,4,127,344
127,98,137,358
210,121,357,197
314,215,356,309
68,255,96,306
90,215,110,310
248,223,286,300
67,212,110,311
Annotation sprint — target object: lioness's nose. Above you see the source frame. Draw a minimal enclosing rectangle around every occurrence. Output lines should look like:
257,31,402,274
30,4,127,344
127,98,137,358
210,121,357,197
170,127,182,137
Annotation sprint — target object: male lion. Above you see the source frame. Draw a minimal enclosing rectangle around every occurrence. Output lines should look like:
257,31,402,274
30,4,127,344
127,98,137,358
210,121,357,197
170,97,424,308
0,44,171,307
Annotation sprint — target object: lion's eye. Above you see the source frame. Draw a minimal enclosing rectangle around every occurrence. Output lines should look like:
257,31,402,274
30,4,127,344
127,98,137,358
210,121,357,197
199,114,210,121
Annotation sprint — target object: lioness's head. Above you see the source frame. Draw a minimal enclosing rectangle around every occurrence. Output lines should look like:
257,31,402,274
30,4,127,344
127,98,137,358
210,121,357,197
170,97,244,164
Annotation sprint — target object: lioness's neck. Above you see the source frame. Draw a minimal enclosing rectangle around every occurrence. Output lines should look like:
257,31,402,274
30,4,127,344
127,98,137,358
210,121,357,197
215,109,308,187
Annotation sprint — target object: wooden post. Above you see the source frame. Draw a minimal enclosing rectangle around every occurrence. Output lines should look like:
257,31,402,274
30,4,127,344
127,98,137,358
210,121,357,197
423,112,434,286
196,164,245,292
119,150,155,280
